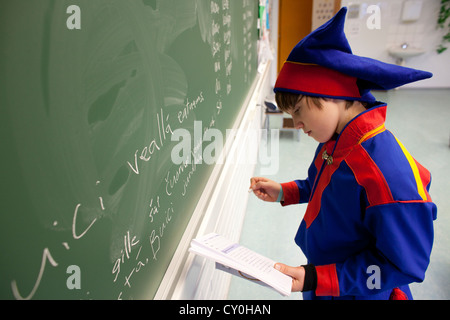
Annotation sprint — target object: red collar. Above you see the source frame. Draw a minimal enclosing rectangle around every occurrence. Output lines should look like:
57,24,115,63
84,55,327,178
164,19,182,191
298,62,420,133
325,104,387,157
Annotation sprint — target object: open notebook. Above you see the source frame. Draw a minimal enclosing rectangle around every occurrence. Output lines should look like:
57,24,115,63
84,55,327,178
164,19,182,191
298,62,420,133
189,233,292,296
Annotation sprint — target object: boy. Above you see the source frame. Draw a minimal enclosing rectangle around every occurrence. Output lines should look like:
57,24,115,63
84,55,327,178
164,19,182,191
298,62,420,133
250,8,437,300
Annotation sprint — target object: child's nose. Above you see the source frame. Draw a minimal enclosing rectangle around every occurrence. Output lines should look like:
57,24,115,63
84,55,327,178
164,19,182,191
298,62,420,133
294,120,304,130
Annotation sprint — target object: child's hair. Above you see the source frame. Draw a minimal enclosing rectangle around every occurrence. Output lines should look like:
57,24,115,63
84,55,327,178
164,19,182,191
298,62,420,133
275,91,366,112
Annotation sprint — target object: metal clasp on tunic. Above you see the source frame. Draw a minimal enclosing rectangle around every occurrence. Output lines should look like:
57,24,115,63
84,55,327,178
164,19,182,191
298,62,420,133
322,150,333,165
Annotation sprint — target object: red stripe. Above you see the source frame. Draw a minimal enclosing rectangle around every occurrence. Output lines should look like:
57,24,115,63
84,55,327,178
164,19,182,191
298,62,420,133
316,264,340,297
280,181,300,206
314,145,326,172
389,288,409,300
275,62,361,99
304,161,340,228
335,106,387,151
415,159,432,202
345,144,394,207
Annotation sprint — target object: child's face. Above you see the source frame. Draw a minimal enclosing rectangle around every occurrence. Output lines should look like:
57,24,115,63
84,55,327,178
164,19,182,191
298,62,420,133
287,97,342,143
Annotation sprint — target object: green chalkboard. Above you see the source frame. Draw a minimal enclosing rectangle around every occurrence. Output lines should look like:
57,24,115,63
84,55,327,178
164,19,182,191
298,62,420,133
0,0,258,299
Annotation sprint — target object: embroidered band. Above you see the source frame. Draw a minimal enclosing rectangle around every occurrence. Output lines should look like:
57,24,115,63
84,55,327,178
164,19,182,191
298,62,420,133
274,62,362,99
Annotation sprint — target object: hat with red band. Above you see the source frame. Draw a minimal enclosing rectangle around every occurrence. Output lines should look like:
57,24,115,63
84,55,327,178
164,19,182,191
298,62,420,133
274,7,432,102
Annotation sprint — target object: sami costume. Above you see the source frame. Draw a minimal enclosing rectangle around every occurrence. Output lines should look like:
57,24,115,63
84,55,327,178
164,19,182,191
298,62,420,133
274,8,437,300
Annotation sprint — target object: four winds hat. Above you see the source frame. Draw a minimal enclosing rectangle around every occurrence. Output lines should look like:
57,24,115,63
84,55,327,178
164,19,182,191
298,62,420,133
274,7,433,102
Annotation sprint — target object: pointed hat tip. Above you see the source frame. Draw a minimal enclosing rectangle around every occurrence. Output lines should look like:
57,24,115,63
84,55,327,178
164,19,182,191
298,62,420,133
278,6,432,100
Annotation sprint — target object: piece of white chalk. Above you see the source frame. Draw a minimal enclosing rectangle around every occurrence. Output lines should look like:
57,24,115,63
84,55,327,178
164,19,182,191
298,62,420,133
248,188,253,193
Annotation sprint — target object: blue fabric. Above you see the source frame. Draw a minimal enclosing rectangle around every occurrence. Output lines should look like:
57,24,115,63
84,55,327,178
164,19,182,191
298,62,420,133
282,7,432,101
276,184,284,202
289,106,436,300
303,285,413,300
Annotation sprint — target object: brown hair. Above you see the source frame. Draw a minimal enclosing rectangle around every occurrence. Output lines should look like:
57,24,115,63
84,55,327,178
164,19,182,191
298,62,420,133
275,91,364,112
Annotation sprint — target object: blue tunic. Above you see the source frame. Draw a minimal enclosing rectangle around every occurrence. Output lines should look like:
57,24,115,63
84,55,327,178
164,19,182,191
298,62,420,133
281,103,437,300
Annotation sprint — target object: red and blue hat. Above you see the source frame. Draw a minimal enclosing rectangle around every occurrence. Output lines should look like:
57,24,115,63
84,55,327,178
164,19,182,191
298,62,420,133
274,7,432,102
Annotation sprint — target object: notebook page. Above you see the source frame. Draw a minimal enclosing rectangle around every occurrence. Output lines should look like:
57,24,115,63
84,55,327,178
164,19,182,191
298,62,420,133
191,233,292,296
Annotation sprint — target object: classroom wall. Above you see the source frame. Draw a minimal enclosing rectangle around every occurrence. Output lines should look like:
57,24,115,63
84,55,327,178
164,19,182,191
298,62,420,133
271,0,449,88
268,0,279,87
341,0,450,88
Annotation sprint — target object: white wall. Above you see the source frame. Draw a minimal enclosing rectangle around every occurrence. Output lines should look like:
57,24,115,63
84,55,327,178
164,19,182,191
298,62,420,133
268,0,279,87
341,0,450,88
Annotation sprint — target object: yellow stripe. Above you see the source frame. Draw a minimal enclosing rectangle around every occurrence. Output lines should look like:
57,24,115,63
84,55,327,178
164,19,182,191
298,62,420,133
358,124,386,144
394,137,428,201
284,61,319,66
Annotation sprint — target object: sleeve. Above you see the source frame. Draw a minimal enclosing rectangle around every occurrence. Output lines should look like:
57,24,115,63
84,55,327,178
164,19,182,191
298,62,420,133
280,180,310,205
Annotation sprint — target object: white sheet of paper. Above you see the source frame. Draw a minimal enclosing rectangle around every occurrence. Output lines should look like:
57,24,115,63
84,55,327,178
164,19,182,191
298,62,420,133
190,233,292,296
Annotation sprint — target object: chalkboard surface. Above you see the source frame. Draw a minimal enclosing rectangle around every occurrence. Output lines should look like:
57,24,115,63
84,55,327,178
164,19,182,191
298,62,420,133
0,0,257,299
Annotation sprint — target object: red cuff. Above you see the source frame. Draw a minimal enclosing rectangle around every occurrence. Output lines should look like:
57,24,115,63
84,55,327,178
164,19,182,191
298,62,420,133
280,182,300,206
316,264,340,297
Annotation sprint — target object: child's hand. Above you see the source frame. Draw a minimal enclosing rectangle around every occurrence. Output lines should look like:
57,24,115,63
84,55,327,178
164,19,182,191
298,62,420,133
249,177,282,202
274,263,305,292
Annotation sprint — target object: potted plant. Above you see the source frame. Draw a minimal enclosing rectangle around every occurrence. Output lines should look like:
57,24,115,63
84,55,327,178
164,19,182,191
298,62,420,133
437,0,450,53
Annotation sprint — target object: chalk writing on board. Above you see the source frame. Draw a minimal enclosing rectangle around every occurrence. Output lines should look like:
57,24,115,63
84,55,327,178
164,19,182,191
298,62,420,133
10,175,109,299
148,196,160,223
11,197,96,299
4,0,257,300
177,92,205,124
11,248,58,300
72,203,97,240
112,230,140,283
10,88,205,300
150,201,174,261
243,0,255,82
126,108,174,175
112,201,174,299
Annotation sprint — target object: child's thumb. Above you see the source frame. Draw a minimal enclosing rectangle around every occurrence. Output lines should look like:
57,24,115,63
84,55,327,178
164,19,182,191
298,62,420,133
274,263,294,277
251,181,268,194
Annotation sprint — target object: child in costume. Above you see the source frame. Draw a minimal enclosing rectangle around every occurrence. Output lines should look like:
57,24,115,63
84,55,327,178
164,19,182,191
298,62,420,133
250,8,437,300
